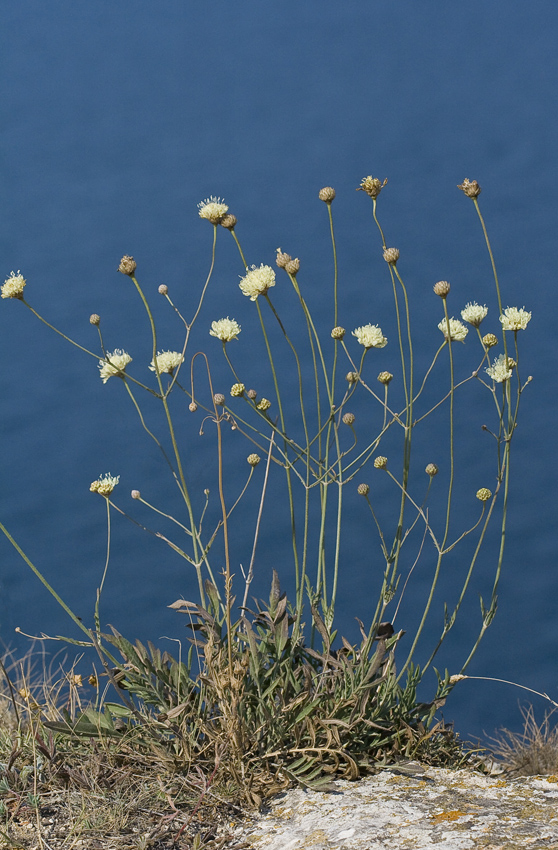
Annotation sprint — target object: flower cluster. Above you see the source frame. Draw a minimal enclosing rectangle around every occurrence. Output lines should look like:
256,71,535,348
2,271,26,299
461,302,488,327
90,473,119,496
209,317,241,342
198,197,228,224
500,307,531,331
99,350,132,383
239,265,276,300
149,351,184,375
352,324,387,349
438,317,468,342
486,353,513,383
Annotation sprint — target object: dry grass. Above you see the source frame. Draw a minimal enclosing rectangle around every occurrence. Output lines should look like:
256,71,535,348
490,704,558,777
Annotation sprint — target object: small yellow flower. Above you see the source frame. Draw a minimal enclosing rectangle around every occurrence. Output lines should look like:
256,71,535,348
1,271,26,299
90,473,120,496
230,383,245,397
352,324,388,349
438,317,468,342
99,350,132,383
374,456,388,470
209,317,241,342
476,488,492,502
247,453,261,467
239,265,276,300
256,398,271,411
149,351,184,375
500,307,531,331
198,197,228,224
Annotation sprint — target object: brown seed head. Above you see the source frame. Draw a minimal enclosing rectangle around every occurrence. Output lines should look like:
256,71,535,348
158,284,168,296
377,371,393,385
276,248,292,268
425,463,439,477
89,313,101,326
331,326,346,340
482,333,498,348
189,401,198,412
220,214,237,230
457,178,482,198
285,258,300,275
247,388,257,400
433,280,451,298
383,247,400,265
357,176,388,199
118,255,137,276
213,393,225,407
342,412,355,426
357,483,370,496
318,186,336,203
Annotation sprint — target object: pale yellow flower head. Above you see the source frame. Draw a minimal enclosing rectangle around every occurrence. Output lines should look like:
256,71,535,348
438,317,468,342
198,197,228,224
90,473,120,496
500,306,531,331
149,351,184,375
486,353,513,383
209,317,241,342
239,265,276,300
99,349,132,383
461,302,488,327
1,271,26,299
352,324,387,349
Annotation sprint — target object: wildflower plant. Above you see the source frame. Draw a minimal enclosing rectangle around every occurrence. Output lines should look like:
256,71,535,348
0,177,531,801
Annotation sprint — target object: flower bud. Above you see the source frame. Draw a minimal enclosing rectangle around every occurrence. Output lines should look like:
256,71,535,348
285,258,300,276
256,398,271,411
230,383,245,397
425,463,438,477
118,255,137,276
89,313,101,326
374,456,388,470
275,248,292,268
342,412,355,426
189,402,198,412
377,371,393,385
247,453,261,467
131,490,141,499
331,326,346,340
433,280,451,298
213,393,225,406
318,186,336,203
220,214,237,230
476,488,492,502
346,371,359,384
158,284,169,296
449,674,466,685
247,389,257,400
482,333,498,348
357,483,370,496
357,176,388,199
457,178,482,198
383,247,400,265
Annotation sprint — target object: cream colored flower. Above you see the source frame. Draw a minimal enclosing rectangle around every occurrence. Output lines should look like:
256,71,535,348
352,324,387,349
486,353,513,383
256,398,271,411
476,488,492,502
1,271,26,299
149,351,184,375
461,302,488,327
198,197,228,224
239,265,276,300
500,306,531,331
209,317,241,342
99,349,132,383
438,317,468,342
230,383,245,396
90,473,120,496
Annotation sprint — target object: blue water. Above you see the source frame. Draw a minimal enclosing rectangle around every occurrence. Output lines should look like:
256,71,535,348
2,0,557,746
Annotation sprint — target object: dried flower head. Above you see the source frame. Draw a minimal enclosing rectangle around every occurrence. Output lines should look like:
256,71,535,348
476,487,492,502
90,473,120,496
461,302,488,327
449,674,466,685
383,247,400,265
438,317,468,342
486,353,513,383
1,271,26,299
149,351,184,375
239,265,276,300
500,306,532,331
256,398,271,411
247,453,261,467
247,388,257,400
158,284,169,296
220,213,237,230
352,324,388,349
346,371,359,384
331,326,346,340
230,383,245,397
89,313,101,326
99,349,132,383
457,178,482,198
425,463,439,477
189,401,198,412
377,371,393,385
357,176,388,199
213,393,225,406
374,456,388,470
198,197,228,224
275,249,292,268
118,256,137,276
342,412,355,426
284,258,300,275
131,490,141,499
318,186,336,203
482,333,498,348
209,317,241,342
357,483,370,496
433,280,451,298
